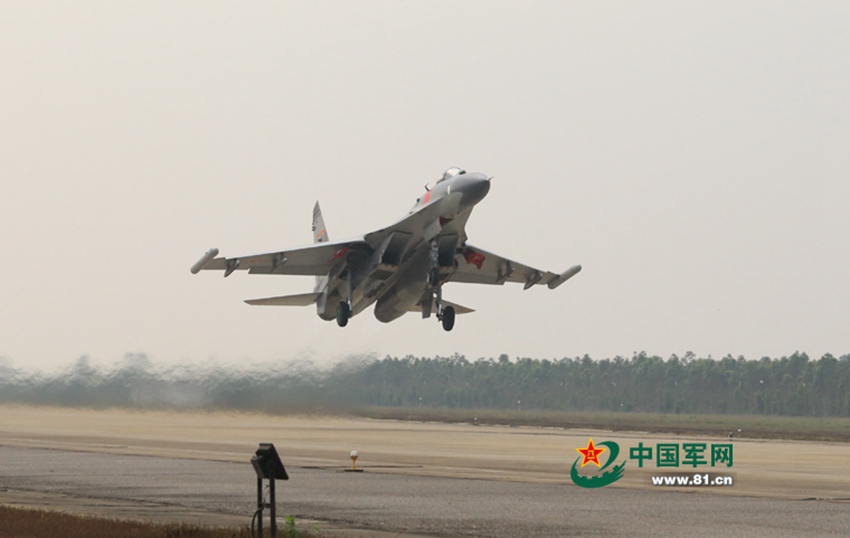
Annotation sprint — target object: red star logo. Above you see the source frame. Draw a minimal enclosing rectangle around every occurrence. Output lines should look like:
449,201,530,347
576,438,606,468
463,248,485,270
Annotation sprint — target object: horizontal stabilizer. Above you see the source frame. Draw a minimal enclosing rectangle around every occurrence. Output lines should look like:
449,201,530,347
413,298,475,315
245,292,321,306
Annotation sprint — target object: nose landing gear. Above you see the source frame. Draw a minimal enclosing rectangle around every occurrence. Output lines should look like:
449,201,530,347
432,269,455,332
429,238,456,332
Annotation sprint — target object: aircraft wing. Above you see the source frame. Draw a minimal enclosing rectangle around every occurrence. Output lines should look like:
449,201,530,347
190,238,368,277
450,243,581,290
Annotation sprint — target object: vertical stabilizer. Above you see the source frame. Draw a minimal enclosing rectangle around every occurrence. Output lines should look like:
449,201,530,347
312,202,329,244
312,202,329,292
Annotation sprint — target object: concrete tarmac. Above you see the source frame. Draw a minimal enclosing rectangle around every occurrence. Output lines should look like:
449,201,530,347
1,406,849,537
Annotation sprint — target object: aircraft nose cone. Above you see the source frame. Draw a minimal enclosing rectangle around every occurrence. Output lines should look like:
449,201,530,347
457,175,491,207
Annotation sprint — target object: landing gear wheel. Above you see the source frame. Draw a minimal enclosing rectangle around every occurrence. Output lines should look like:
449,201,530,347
440,305,455,332
336,301,351,327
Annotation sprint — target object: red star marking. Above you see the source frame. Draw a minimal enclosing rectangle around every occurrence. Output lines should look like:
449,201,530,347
463,248,485,270
576,438,606,468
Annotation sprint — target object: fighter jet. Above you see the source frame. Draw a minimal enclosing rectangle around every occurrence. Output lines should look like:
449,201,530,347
190,167,581,331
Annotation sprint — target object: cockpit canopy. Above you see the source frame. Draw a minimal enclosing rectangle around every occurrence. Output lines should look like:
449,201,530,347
413,167,470,213
438,167,466,184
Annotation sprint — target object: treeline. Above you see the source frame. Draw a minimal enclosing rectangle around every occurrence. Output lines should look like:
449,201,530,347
357,352,850,417
1,352,849,417
0,354,364,413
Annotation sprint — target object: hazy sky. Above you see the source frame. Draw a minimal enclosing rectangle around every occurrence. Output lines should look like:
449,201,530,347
2,2,848,371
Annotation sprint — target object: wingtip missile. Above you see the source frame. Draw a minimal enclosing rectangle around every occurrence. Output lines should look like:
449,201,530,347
547,264,582,289
190,248,220,274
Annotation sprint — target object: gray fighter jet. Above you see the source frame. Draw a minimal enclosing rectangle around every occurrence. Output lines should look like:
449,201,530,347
190,168,581,331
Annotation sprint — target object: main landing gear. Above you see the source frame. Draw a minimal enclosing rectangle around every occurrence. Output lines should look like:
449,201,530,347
439,305,455,332
336,301,351,327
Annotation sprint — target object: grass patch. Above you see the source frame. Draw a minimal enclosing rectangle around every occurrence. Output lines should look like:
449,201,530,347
0,506,324,538
355,407,850,442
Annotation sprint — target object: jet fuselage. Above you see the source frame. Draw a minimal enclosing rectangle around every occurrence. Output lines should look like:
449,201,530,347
317,171,491,323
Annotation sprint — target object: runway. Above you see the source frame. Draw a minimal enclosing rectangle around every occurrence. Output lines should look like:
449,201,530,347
1,406,849,537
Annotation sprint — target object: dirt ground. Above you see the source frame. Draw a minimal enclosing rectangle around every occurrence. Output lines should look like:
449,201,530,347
1,405,848,501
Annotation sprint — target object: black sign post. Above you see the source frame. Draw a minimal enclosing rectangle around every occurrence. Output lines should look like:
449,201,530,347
251,443,288,538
